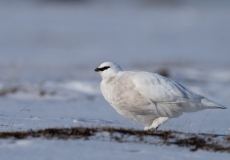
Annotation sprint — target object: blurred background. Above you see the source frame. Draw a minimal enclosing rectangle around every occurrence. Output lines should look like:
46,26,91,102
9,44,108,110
0,0,230,80
0,0,230,133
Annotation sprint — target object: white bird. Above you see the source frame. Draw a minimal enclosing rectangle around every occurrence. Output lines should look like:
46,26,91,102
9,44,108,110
95,62,226,130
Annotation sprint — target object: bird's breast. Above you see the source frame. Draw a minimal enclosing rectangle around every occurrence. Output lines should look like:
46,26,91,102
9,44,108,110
100,80,152,112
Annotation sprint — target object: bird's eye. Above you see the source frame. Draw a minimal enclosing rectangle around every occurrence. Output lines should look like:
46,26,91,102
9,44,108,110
100,66,110,71
95,66,110,72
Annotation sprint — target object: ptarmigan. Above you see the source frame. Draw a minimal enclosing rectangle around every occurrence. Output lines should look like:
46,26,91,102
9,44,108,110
95,62,226,130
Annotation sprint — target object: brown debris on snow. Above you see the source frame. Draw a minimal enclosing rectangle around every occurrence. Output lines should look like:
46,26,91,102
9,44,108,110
0,126,229,153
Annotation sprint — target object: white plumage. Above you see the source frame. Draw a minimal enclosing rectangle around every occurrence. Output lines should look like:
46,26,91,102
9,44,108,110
95,62,226,130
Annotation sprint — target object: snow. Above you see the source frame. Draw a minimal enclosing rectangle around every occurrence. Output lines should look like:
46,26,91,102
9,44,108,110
1,139,230,160
0,0,230,159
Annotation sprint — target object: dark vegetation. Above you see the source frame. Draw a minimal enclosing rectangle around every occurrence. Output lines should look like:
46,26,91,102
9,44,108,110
0,126,229,153
156,68,170,77
0,87,55,97
0,87,21,96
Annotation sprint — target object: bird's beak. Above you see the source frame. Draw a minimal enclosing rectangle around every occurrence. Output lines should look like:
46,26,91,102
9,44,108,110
94,68,100,72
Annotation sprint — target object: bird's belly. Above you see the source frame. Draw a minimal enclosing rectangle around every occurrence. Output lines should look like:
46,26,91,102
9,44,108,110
101,81,158,125
108,90,149,110
106,91,158,125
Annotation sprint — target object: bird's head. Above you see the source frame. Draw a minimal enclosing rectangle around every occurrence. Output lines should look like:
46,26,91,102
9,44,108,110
94,62,122,80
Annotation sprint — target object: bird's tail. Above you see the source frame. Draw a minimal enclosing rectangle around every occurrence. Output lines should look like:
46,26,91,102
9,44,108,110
201,98,227,109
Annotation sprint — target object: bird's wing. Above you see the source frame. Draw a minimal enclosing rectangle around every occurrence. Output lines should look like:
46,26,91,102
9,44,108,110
131,71,202,104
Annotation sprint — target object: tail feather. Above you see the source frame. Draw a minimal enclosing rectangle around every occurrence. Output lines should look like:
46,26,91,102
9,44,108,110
201,98,227,109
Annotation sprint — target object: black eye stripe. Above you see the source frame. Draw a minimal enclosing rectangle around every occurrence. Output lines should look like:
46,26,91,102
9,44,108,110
98,66,110,71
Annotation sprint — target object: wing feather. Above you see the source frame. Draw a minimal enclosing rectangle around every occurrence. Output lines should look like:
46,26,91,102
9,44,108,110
131,72,202,104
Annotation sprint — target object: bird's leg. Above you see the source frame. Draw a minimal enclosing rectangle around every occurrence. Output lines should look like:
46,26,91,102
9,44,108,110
144,126,159,132
148,117,169,130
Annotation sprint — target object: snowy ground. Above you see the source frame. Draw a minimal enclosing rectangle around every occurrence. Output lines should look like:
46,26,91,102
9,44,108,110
1,138,229,160
0,0,230,159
